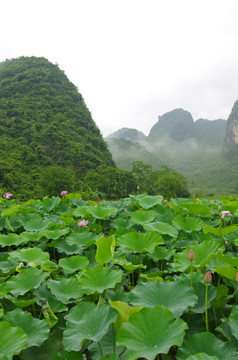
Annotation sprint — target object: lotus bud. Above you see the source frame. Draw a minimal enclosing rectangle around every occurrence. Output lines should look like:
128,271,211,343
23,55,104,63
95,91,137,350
204,271,212,283
188,249,195,261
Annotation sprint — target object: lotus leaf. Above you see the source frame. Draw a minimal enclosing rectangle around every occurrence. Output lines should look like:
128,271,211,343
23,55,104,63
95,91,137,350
3,308,50,347
78,265,123,294
63,302,118,351
228,305,238,340
172,216,204,233
59,255,89,273
0,233,22,247
176,332,237,360
173,240,220,272
117,305,187,360
47,277,83,304
143,221,178,237
138,195,163,209
96,235,115,265
9,247,50,265
130,209,156,224
0,321,28,360
23,214,52,231
7,267,47,297
87,205,116,219
130,276,197,317
117,231,163,253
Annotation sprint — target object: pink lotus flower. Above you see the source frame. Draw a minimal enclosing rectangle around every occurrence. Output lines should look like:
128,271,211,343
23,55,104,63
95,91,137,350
204,271,212,283
188,249,195,261
220,210,232,219
77,219,88,227
164,200,167,203
218,205,221,210
3,193,13,199
61,190,68,196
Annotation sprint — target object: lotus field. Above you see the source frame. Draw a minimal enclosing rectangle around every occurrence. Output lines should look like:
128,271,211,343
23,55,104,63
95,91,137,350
1,193,238,360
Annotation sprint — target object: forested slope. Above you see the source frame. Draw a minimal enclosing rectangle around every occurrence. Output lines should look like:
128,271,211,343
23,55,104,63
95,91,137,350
0,57,135,199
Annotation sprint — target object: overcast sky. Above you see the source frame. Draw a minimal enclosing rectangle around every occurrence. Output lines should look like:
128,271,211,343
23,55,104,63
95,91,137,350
1,0,238,136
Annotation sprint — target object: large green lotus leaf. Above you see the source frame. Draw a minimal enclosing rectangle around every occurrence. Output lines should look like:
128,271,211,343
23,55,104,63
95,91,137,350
87,205,116,219
118,231,163,254
228,306,238,340
173,240,220,272
191,282,217,313
65,231,96,247
0,321,28,359
3,308,49,347
180,203,212,217
55,238,84,255
111,218,133,229
143,221,178,237
96,235,115,265
34,284,68,312
19,231,45,244
78,265,123,295
59,255,89,273
41,228,69,240
203,225,238,237
148,246,175,261
186,354,218,360
40,197,61,212
1,204,20,217
117,305,187,360
63,302,118,351
24,214,52,231
138,195,163,209
215,265,238,281
47,278,83,304
172,216,204,233
130,276,197,317
210,252,238,267
176,332,237,360
7,267,48,297
9,247,50,266
130,210,156,225
0,233,22,247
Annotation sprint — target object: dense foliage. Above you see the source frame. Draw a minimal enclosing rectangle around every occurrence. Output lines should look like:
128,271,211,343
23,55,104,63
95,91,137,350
0,193,238,359
131,161,190,198
0,57,137,199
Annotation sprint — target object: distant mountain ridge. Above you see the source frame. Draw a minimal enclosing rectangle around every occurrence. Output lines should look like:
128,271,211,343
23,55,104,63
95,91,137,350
105,107,238,194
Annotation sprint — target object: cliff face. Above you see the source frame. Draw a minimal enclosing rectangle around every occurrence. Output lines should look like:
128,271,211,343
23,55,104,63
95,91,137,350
224,100,238,153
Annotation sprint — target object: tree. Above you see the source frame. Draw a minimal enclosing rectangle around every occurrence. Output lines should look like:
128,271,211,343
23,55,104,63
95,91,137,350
155,173,190,199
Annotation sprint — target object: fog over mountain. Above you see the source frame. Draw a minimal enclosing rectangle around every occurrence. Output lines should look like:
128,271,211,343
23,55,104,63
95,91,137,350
105,107,238,194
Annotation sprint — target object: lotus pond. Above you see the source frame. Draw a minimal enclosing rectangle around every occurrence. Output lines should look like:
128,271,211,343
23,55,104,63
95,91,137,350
0,193,238,360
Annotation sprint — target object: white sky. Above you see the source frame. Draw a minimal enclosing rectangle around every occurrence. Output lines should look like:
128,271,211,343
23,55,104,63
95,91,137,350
1,0,238,136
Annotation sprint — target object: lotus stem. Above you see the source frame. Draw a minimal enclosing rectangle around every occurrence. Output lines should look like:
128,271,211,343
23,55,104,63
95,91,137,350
205,283,209,332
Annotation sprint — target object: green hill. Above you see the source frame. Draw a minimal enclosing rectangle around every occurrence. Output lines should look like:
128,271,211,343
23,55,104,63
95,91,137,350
0,56,135,199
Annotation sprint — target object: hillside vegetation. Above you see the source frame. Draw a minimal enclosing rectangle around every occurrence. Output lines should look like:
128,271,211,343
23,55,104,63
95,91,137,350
0,57,137,199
